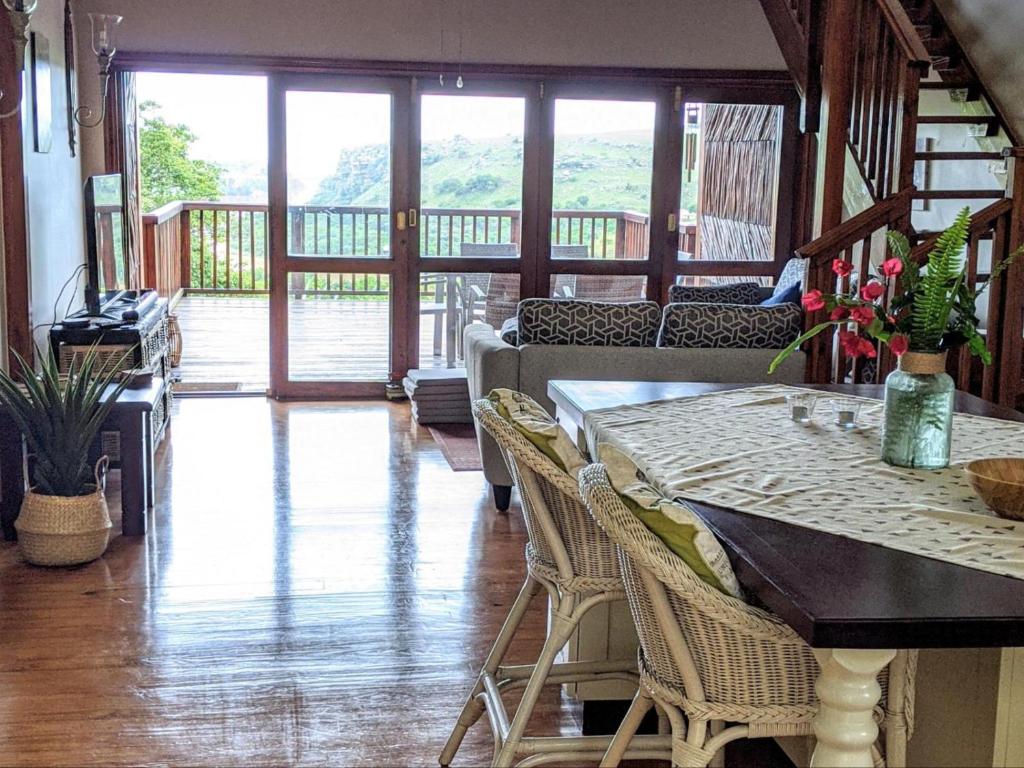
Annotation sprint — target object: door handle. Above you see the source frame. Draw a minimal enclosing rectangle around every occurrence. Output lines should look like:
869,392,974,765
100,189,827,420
396,211,407,231
409,208,418,228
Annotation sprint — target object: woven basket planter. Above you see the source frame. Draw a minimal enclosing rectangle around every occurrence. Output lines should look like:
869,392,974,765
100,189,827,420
14,459,112,567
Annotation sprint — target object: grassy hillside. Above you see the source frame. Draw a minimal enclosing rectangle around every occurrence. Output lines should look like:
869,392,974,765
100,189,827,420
309,131,699,214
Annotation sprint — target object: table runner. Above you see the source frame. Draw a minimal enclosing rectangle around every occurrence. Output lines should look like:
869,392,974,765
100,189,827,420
584,385,1024,581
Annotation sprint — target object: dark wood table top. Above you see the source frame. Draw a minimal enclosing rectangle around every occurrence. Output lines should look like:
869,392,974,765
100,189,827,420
549,379,1024,650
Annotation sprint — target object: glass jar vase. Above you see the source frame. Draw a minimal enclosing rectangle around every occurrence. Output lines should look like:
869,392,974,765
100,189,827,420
881,352,954,469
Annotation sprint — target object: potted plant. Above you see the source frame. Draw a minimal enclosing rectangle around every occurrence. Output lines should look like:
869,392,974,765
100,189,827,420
0,344,133,566
770,207,1018,469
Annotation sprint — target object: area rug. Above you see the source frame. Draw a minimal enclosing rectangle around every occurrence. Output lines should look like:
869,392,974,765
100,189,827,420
429,424,483,471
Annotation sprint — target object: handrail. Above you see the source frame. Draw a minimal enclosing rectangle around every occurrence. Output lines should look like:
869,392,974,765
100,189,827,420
798,188,914,260
910,197,1013,259
874,0,932,66
141,200,185,225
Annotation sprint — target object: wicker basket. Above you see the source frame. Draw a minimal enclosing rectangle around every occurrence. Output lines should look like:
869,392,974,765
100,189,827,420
14,458,112,567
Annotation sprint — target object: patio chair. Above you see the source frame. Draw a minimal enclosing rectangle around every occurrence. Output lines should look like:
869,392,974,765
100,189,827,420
550,245,588,298
439,399,667,768
577,463,917,768
572,275,647,302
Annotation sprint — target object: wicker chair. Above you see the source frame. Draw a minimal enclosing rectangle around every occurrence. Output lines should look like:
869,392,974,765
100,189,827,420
577,463,917,768
439,399,671,768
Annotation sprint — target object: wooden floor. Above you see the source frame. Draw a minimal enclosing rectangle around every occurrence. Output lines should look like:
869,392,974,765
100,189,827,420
0,398,579,766
174,295,459,392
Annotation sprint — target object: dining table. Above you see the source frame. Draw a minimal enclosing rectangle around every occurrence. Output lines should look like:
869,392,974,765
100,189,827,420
548,379,1024,768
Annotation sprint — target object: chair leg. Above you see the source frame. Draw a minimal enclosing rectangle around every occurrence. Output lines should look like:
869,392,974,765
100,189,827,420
599,690,655,768
492,611,578,768
492,485,512,512
439,577,541,767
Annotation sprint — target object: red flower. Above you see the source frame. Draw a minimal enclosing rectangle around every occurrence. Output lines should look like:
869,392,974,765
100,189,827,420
881,258,904,278
889,334,909,356
832,258,853,277
802,289,826,312
829,306,849,322
858,337,878,359
860,281,885,301
849,305,876,326
839,330,862,358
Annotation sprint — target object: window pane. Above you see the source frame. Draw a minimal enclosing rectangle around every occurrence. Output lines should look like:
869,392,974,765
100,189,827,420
419,272,519,368
552,99,655,261
420,95,525,258
678,103,782,274
286,91,392,258
287,272,390,381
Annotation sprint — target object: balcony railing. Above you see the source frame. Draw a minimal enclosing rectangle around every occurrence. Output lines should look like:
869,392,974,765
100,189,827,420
140,201,698,300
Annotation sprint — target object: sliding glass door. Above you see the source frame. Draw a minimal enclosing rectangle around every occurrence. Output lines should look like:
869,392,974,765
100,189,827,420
265,73,796,396
268,75,411,397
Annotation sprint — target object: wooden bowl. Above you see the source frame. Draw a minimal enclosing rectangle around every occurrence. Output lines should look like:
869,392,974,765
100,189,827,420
965,458,1024,521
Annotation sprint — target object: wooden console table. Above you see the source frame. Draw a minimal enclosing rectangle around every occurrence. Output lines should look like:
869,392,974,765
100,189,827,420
0,377,166,540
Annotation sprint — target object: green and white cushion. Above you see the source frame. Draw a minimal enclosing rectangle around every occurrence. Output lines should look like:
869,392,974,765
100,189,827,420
487,389,588,478
599,443,744,599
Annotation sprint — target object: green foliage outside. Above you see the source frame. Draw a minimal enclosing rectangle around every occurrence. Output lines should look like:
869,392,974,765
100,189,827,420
139,101,224,213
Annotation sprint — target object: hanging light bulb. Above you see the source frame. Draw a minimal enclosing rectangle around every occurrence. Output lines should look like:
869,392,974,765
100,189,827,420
456,75,463,89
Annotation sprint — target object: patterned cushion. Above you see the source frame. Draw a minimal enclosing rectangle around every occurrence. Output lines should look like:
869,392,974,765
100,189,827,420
487,389,587,478
517,299,660,347
771,257,805,299
668,282,762,305
657,303,803,349
600,443,744,599
499,317,519,346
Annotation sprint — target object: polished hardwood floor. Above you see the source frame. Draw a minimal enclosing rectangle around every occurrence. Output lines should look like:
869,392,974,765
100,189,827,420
0,398,579,766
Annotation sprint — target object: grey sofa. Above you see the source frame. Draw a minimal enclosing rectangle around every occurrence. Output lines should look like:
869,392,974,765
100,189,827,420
465,297,806,510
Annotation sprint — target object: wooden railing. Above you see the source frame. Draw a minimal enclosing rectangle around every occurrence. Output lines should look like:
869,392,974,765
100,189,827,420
845,0,931,202
141,203,686,302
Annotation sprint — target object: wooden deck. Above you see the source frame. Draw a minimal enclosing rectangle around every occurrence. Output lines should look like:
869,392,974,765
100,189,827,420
173,295,455,391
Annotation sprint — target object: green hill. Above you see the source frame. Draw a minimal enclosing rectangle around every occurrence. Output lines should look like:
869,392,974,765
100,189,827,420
309,131,698,214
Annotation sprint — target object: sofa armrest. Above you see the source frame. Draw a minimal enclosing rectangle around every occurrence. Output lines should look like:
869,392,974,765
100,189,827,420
463,324,520,489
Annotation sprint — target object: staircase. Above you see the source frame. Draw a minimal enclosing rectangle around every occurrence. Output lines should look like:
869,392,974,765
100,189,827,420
898,0,1017,240
758,0,1024,408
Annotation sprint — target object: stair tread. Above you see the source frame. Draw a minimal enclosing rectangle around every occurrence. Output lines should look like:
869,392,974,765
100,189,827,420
915,151,1004,160
920,80,979,90
917,114,999,123
913,189,1005,199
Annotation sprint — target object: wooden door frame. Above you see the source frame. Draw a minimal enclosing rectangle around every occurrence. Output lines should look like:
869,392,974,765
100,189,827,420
268,72,413,398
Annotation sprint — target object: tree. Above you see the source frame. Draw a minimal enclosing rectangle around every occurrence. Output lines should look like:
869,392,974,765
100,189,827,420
138,100,223,212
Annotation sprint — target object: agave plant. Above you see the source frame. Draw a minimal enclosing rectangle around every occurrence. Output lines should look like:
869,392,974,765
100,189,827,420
0,345,135,497
770,207,1019,373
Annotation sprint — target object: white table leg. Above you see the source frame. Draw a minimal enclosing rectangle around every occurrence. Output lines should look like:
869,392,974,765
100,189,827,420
810,648,896,768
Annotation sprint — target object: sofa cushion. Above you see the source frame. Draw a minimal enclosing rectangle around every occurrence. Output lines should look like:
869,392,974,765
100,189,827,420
668,282,762,305
487,388,587,477
771,257,805,299
599,443,744,598
499,317,519,346
517,299,660,347
657,303,803,349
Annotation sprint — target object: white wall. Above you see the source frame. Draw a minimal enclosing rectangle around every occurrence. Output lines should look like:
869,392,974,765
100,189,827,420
74,0,786,178
933,0,1024,144
22,0,86,350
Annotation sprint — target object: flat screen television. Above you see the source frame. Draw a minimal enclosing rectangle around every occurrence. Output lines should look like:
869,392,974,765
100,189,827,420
83,173,128,316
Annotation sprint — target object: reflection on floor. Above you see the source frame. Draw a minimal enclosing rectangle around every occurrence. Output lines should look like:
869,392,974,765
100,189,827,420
0,398,578,766
173,296,462,392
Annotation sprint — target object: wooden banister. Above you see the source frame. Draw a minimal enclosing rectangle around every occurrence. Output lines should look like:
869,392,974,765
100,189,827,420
799,188,914,260
873,0,932,65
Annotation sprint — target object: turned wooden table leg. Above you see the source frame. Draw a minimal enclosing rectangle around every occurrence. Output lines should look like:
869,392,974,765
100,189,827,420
810,648,896,768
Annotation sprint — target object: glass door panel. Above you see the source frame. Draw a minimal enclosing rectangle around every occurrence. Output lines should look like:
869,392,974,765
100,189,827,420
551,98,656,261
286,91,393,259
287,271,391,381
419,94,526,258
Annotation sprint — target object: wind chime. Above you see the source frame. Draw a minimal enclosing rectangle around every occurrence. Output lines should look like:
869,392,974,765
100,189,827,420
438,0,465,89
683,104,701,183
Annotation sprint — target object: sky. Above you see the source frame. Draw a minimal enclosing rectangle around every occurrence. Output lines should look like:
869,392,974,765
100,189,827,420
137,72,657,201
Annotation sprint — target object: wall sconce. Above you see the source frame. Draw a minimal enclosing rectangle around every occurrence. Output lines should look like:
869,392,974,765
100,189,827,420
0,0,38,119
73,12,121,128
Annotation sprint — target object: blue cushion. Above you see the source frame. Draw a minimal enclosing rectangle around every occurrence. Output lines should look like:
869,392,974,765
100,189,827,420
761,281,801,306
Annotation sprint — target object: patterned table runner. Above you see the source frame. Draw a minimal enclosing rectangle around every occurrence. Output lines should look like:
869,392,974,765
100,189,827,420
585,385,1024,581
